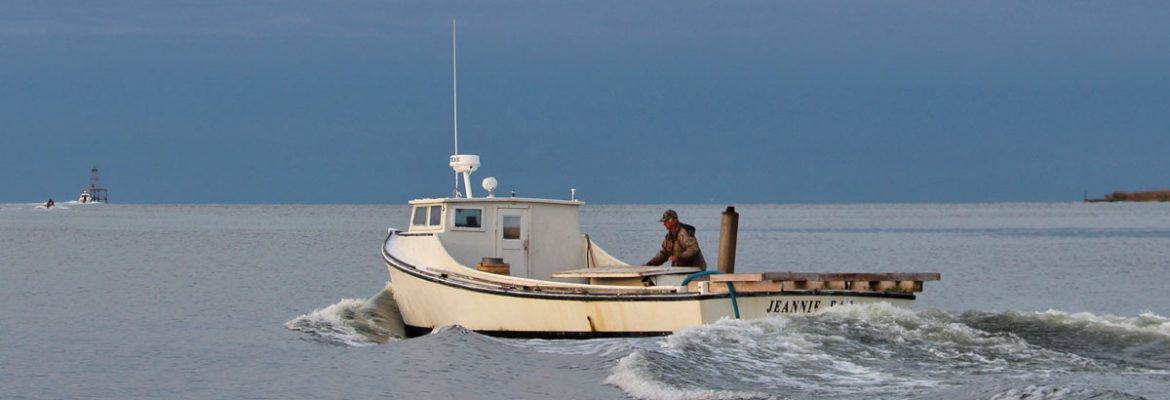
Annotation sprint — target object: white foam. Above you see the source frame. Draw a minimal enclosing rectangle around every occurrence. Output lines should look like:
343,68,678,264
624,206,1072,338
986,384,1081,400
605,311,946,399
1032,309,1170,337
284,298,384,347
606,351,776,400
430,324,470,335
507,336,649,358
814,300,921,320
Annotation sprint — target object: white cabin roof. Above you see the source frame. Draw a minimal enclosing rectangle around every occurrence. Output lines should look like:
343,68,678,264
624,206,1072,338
409,197,584,206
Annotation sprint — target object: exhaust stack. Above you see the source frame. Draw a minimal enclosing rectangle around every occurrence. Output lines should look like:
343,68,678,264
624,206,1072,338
717,206,739,274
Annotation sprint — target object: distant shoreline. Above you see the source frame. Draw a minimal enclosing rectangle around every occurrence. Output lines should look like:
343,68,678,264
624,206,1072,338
1085,190,1170,203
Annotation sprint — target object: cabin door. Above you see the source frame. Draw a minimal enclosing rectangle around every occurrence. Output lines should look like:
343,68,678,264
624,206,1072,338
496,208,530,278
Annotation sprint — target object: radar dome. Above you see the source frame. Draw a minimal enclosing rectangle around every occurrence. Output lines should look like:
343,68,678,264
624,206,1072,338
482,177,498,197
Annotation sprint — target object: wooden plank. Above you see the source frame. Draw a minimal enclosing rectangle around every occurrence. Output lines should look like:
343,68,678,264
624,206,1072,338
761,272,940,282
761,272,825,281
898,281,921,292
708,273,766,282
701,281,781,294
685,278,936,294
589,277,644,287
782,280,825,290
551,266,702,279
569,270,941,282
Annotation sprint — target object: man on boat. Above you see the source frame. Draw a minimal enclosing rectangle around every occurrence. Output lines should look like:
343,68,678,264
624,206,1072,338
45,198,55,208
645,209,707,268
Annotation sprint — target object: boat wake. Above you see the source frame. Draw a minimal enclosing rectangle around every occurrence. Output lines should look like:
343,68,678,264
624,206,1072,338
284,296,1169,399
600,303,1170,400
284,283,406,346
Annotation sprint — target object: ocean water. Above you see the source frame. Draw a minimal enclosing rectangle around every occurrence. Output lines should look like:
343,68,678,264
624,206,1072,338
3,202,1169,399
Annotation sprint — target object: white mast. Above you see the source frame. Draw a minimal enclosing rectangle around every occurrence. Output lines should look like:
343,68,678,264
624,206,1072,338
448,18,479,198
452,18,459,156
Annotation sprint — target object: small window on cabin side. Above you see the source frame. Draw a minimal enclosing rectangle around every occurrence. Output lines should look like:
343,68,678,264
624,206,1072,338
428,205,442,226
454,208,482,228
411,206,427,226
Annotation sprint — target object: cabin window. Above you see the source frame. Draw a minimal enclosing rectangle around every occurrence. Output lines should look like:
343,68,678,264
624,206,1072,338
454,208,482,228
411,206,427,226
502,216,521,239
428,205,442,226
411,205,444,227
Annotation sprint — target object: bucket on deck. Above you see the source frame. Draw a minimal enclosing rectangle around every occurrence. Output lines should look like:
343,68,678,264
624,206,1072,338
477,257,510,275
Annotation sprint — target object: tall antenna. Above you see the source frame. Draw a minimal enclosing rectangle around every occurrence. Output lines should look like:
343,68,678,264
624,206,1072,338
452,18,459,155
447,19,480,199
451,18,460,197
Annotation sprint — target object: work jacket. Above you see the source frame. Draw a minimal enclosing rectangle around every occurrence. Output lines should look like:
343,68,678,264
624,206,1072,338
646,224,707,268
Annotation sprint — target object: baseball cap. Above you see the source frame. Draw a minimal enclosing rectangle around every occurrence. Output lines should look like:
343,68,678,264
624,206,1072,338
659,209,678,222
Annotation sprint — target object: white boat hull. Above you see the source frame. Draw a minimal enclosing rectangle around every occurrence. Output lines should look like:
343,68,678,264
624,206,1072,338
383,250,915,338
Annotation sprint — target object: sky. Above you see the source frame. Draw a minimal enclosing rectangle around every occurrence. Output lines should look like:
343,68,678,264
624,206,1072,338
2,1,1167,204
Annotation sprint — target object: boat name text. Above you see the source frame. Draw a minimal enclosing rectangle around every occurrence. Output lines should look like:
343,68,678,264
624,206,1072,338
765,299,857,313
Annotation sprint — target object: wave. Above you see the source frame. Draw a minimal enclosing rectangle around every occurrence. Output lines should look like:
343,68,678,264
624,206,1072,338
505,336,650,359
953,384,1149,400
285,283,406,346
605,304,1170,400
955,309,1170,373
283,298,1169,399
284,298,384,347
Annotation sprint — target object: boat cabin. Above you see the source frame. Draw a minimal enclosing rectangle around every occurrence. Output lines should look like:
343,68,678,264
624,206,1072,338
405,196,614,281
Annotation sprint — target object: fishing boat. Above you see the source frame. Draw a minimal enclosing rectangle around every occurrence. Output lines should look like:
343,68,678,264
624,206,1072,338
78,167,109,204
373,22,939,338
380,163,939,338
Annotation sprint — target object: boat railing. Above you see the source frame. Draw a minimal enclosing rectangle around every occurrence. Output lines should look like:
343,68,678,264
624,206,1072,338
435,267,681,295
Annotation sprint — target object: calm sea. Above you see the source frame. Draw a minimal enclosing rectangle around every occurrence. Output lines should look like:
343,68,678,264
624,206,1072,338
2,202,1168,399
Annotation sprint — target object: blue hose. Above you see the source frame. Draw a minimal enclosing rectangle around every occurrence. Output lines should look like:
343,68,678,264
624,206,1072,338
680,270,719,286
681,270,741,319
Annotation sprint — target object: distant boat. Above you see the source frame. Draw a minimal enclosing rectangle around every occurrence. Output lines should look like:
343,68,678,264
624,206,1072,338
78,167,109,204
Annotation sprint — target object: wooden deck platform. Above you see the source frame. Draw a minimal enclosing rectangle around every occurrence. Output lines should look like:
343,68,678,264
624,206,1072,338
549,268,940,294
693,272,941,294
